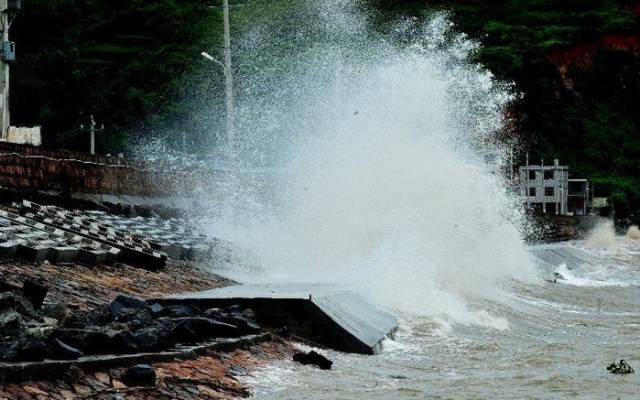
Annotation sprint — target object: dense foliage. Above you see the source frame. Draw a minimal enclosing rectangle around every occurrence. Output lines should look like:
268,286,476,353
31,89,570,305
374,0,640,222
10,0,640,220
11,0,223,151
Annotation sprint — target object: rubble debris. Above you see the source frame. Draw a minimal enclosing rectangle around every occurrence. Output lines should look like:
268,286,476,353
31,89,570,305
0,259,231,314
0,339,294,399
0,230,293,398
122,364,156,387
0,289,263,365
607,359,635,374
293,350,333,370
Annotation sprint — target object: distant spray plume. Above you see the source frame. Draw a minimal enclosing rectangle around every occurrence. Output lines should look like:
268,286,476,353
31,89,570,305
586,220,617,250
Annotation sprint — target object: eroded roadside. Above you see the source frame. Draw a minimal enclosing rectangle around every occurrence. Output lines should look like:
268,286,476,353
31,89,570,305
0,259,295,399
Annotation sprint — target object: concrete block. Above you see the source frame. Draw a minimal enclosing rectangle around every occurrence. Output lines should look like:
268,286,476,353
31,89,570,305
0,241,20,259
77,249,107,265
17,244,51,263
50,247,79,264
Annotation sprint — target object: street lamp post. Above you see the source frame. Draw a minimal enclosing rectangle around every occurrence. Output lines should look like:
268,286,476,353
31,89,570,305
201,0,235,149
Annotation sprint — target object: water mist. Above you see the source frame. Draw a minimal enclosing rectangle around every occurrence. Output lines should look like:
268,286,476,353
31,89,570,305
202,1,539,329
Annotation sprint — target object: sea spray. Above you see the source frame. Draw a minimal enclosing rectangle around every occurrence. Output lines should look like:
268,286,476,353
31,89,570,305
625,225,640,241
586,219,617,249
202,1,539,329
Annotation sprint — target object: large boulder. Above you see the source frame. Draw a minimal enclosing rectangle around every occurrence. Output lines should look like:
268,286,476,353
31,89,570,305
293,350,333,370
1,337,52,362
129,327,165,352
109,295,152,325
14,339,49,362
53,328,139,355
607,360,635,374
167,317,241,343
42,303,74,326
22,279,49,309
204,307,261,335
0,292,36,318
158,304,202,318
0,310,24,337
110,295,147,315
122,364,156,387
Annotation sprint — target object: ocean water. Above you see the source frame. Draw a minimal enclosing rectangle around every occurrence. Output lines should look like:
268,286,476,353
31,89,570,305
238,238,640,399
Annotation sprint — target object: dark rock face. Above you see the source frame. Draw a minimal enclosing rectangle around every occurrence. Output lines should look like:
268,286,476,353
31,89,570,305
293,350,333,370
22,279,49,309
122,364,156,387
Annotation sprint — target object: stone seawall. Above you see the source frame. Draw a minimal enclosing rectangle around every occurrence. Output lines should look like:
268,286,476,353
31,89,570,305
0,142,178,196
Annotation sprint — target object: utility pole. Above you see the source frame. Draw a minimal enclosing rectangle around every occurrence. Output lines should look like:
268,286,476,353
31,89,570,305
222,0,235,149
201,0,235,150
80,114,104,155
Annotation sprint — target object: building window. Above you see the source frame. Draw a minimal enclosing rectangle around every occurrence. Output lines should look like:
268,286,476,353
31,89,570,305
545,187,554,197
529,187,536,197
529,171,536,180
544,170,554,180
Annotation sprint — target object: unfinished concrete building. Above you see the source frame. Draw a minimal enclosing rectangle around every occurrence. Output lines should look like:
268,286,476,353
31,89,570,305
519,159,590,216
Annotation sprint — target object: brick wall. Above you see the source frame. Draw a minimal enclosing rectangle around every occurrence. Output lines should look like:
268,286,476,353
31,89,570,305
0,142,174,195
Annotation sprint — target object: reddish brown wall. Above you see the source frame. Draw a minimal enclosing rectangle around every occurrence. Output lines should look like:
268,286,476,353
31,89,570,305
0,142,169,195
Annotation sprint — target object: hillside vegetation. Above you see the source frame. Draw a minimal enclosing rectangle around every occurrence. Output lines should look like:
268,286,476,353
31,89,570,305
10,0,640,221
11,0,225,151
376,0,640,222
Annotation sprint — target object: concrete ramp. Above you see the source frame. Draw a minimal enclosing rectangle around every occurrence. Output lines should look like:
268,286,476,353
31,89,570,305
529,244,594,269
160,284,398,355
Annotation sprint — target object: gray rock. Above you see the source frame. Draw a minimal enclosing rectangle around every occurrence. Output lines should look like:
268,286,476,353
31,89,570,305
293,350,333,370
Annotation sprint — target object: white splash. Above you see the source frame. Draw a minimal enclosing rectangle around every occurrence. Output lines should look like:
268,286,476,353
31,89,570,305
626,225,640,241
586,219,617,250
203,2,539,329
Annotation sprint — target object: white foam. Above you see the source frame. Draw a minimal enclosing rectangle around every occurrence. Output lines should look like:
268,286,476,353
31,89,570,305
553,263,630,288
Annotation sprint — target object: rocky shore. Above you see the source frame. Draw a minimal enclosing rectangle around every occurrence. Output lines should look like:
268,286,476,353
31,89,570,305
0,258,295,399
